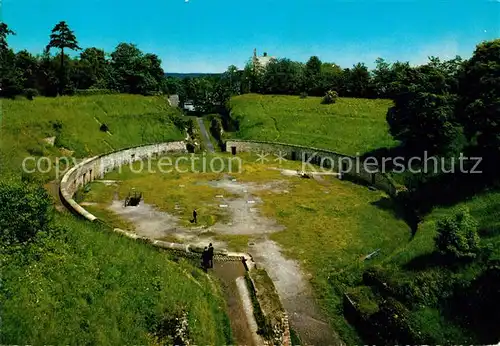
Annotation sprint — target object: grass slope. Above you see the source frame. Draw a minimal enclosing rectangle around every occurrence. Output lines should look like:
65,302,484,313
0,95,232,344
0,214,232,345
230,94,397,155
372,190,500,343
0,94,184,178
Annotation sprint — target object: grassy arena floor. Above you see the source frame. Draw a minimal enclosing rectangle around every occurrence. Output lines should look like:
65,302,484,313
80,152,410,343
230,94,398,155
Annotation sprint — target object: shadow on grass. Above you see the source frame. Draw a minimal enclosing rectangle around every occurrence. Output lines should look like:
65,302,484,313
368,146,500,240
474,204,500,238
370,196,419,239
360,145,409,169
371,197,407,222
441,264,500,344
402,252,452,271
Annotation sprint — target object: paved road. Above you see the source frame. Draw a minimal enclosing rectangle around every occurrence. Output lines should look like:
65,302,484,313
196,117,215,153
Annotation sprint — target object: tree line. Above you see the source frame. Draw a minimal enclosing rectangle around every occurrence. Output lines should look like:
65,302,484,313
172,40,498,168
2,20,499,170
0,21,166,97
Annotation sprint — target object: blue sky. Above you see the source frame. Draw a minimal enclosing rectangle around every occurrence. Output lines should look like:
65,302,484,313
2,0,499,72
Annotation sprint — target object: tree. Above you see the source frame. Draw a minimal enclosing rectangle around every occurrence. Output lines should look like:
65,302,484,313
320,62,343,95
0,22,15,51
109,43,164,95
304,56,322,95
0,22,24,98
165,76,180,95
386,57,466,155
243,59,264,93
434,207,480,259
387,92,463,155
45,21,81,95
457,39,500,155
223,65,241,95
37,52,60,96
372,58,392,98
263,58,303,95
15,50,39,90
142,53,165,94
74,47,108,89
344,63,372,97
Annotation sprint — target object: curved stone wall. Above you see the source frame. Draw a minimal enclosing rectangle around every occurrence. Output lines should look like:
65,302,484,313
58,140,256,264
60,141,188,221
225,139,399,197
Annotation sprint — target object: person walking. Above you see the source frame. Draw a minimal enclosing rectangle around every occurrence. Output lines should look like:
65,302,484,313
192,209,197,224
208,243,214,268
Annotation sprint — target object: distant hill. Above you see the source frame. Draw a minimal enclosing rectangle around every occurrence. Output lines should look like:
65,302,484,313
165,72,222,79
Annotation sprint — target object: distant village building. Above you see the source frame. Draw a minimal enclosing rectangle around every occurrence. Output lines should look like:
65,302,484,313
252,49,275,70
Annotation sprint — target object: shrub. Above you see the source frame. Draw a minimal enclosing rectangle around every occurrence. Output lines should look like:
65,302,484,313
363,266,392,290
322,90,338,104
370,297,422,344
399,270,455,307
434,207,480,259
210,117,223,142
24,88,39,100
185,118,195,136
0,181,53,245
169,114,186,131
346,286,380,319
51,119,63,133
452,265,500,342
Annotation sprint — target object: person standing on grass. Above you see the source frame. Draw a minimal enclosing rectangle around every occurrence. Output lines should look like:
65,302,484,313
208,243,214,268
192,209,197,223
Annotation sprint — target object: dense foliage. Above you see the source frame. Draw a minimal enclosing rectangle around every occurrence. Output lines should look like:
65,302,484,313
0,184,232,344
0,181,52,246
0,22,166,97
434,207,480,259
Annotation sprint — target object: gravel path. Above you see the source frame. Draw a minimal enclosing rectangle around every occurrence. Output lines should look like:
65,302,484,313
196,117,215,153
105,175,342,345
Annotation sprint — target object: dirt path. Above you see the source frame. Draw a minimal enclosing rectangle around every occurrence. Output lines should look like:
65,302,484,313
196,117,215,153
103,175,342,345
210,178,341,345
250,240,342,345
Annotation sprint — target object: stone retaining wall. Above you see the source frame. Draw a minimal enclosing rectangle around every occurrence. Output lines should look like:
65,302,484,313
57,140,291,346
226,139,399,197
60,141,187,208
59,140,254,263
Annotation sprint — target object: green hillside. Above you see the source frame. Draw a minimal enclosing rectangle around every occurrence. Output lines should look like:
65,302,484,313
230,94,398,155
0,94,184,178
0,213,232,345
0,95,232,344
227,93,500,344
